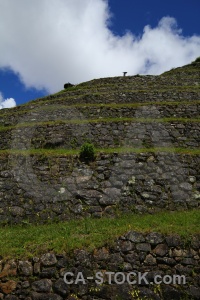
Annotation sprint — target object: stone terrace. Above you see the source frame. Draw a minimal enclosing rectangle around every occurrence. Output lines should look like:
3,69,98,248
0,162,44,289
0,62,199,224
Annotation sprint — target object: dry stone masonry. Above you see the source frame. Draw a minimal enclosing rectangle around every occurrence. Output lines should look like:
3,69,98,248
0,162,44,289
0,62,199,299
0,62,199,224
0,232,199,299
0,152,199,224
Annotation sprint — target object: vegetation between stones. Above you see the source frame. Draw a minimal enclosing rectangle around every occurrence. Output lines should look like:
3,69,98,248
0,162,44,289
79,142,95,162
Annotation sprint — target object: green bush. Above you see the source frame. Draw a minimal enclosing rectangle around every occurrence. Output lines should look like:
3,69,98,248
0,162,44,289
79,142,95,162
195,56,200,62
192,56,200,64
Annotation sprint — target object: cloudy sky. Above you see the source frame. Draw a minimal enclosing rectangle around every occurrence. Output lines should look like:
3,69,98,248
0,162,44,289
0,0,200,108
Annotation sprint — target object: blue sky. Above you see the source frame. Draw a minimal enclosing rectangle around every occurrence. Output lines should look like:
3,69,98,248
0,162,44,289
108,0,200,37
0,0,200,108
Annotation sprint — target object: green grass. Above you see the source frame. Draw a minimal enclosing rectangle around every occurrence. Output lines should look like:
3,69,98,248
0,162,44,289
98,146,200,155
13,84,200,105
162,64,200,75
48,86,200,99
0,117,199,133
1,99,200,118
1,147,200,157
0,209,199,259
7,84,199,108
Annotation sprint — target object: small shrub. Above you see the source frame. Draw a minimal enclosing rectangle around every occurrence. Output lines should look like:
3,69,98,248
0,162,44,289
79,142,95,162
192,56,200,65
64,82,74,89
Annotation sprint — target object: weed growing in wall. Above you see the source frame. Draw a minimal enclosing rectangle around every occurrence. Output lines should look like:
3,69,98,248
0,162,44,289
195,56,200,62
79,142,95,162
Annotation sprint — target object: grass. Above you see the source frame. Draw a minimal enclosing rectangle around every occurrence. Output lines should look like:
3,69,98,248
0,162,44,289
0,117,199,133
4,83,198,109
162,64,200,75
0,147,200,158
10,84,200,106
0,209,199,259
1,99,200,118
98,146,200,155
44,86,200,100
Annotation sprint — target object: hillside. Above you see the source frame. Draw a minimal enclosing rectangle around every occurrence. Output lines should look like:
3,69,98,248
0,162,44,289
0,61,199,224
0,61,199,299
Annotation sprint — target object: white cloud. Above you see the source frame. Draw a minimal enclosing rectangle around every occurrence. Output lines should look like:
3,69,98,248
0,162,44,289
0,0,199,93
0,92,16,109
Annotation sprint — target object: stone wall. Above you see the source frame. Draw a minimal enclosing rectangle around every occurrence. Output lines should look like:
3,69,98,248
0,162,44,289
0,68,199,224
0,231,199,299
0,63,199,299
0,152,199,225
0,120,199,151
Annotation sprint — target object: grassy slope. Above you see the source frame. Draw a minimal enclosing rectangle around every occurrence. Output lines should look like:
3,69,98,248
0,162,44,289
1,147,200,157
0,62,199,259
0,209,199,259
